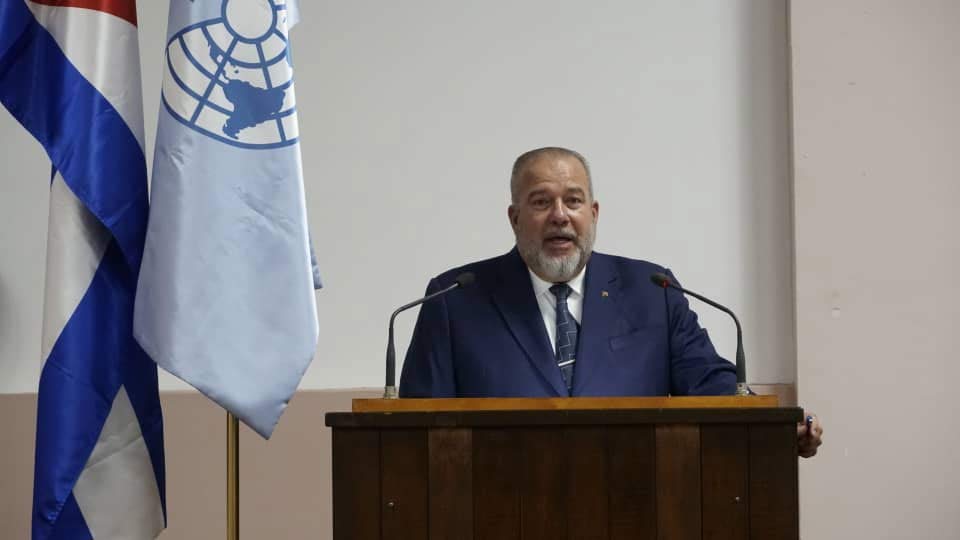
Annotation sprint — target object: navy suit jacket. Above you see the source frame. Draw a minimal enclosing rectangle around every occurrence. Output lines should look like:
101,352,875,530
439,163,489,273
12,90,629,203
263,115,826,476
399,248,736,398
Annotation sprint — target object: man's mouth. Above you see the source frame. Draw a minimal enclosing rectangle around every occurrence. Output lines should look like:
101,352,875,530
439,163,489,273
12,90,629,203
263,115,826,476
544,233,576,248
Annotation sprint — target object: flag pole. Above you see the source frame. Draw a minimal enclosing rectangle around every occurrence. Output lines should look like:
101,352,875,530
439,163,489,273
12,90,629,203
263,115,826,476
227,412,239,540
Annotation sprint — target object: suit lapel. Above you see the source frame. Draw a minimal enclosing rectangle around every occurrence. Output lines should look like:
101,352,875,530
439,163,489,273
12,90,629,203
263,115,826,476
573,254,620,394
492,249,568,396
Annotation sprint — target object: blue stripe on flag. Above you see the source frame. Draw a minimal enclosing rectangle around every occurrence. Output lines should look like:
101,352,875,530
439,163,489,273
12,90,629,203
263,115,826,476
47,493,92,540
0,0,32,60
0,1,148,274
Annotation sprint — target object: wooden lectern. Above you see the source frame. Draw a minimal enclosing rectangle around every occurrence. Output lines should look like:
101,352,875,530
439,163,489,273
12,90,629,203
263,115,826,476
325,396,801,540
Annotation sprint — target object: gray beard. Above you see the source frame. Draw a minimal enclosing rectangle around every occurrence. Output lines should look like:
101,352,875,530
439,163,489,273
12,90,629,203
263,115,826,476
518,228,595,283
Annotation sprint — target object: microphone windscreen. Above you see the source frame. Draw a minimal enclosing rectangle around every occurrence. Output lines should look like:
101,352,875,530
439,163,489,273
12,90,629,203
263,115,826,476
455,272,476,288
650,272,672,288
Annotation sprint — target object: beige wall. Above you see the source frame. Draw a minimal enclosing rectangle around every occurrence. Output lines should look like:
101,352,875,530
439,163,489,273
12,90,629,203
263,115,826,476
791,1,960,538
0,389,379,539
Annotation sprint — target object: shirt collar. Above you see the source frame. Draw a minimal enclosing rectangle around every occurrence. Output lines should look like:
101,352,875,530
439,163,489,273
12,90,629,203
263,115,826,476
528,264,587,299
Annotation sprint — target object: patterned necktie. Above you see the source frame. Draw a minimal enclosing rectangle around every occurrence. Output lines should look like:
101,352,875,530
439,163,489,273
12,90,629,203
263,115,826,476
549,283,579,392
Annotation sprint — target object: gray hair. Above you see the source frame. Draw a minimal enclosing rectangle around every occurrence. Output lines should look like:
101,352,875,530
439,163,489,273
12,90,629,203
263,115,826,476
509,147,593,203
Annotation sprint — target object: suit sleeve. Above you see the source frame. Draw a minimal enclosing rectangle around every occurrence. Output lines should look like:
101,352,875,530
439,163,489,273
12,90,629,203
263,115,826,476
663,269,737,395
398,278,457,397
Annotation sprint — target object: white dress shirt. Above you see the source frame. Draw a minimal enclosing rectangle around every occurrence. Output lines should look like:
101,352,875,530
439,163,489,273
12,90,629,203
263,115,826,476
527,266,586,353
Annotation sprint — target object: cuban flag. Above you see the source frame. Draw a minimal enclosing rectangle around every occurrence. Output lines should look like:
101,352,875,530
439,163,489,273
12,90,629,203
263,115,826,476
0,1,165,539
134,0,318,439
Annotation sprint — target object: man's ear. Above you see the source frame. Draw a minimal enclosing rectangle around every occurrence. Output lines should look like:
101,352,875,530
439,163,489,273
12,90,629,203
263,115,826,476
507,205,518,230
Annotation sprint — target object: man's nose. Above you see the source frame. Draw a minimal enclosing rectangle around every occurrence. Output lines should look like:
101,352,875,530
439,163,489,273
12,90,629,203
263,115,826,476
549,199,569,224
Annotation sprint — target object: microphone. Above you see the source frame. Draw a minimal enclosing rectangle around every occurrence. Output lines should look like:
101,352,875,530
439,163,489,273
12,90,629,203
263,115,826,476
383,272,476,398
650,272,749,396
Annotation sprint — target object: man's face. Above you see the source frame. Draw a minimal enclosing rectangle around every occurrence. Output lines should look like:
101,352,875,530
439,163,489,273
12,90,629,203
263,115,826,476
508,154,599,282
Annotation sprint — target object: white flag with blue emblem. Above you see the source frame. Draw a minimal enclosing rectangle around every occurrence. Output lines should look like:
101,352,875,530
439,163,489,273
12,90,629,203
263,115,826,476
135,0,318,438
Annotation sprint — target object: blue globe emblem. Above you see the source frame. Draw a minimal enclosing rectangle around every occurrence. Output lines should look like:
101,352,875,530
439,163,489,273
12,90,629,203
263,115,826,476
161,0,298,149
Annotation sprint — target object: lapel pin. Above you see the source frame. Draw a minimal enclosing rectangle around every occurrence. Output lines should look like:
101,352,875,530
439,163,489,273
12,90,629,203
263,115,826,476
601,290,609,297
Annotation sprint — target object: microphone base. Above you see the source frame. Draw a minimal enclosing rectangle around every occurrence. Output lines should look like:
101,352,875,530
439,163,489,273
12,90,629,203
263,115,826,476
383,386,398,399
735,382,750,396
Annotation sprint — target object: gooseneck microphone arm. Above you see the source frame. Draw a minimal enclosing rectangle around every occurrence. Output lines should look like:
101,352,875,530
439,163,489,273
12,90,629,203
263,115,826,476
384,272,476,399
650,272,749,396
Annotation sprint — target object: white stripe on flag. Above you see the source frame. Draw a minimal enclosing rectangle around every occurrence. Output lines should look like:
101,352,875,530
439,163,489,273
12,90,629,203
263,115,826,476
73,387,164,540
41,173,111,361
27,3,146,150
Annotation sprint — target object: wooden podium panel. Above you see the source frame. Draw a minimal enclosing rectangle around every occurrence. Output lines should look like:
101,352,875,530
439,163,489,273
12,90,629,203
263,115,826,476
326,397,800,540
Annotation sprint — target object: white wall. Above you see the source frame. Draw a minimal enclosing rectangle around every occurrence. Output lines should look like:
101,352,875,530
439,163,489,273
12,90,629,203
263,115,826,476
0,1,793,393
792,1,960,538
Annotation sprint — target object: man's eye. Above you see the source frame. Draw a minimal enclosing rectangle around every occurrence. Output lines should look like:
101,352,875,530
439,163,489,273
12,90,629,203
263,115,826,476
531,198,550,208
566,197,583,207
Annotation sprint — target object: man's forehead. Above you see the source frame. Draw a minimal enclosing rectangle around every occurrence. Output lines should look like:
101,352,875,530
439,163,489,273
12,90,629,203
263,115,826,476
522,180,587,195
518,156,588,188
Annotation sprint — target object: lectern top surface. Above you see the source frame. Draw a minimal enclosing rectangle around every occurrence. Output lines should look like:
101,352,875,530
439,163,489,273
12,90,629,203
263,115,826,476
326,396,802,428
352,395,776,413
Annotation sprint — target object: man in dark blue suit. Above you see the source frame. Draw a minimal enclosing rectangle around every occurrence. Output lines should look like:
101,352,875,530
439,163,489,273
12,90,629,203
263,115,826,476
399,147,822,455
